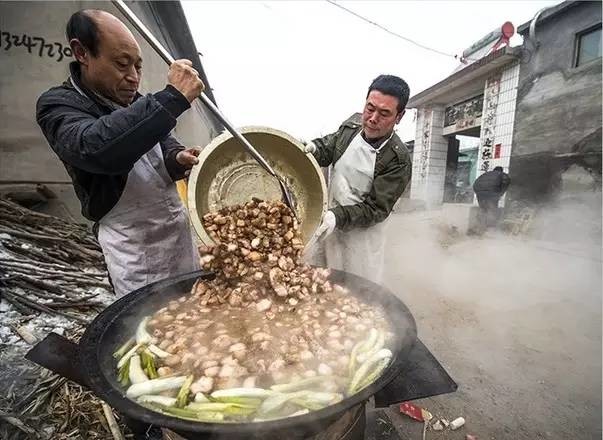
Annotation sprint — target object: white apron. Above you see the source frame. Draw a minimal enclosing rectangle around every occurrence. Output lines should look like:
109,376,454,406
70,78,199,296
97,143,200,296
325,132,391,284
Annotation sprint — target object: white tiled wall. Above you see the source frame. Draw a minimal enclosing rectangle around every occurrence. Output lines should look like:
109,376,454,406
474,61,520,206
410,106,447,206
476,62,520,174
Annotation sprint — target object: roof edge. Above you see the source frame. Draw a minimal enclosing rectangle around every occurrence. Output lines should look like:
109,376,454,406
517,1,581,34
407,46,520,109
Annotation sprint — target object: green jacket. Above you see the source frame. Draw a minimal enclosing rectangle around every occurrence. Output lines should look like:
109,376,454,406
311,113,411,231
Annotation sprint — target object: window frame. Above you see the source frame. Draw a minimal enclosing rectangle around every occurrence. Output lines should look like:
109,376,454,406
573,23,602,68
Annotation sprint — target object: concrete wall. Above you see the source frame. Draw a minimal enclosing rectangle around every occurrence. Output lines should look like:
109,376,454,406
0,1,220,220
509,1,602,205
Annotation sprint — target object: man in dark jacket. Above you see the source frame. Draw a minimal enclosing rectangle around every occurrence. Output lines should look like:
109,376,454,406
304,75,411,283
472,166,511,232
37,10,204,296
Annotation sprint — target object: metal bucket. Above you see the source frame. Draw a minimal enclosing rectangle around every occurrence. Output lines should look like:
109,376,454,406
187,126,328,245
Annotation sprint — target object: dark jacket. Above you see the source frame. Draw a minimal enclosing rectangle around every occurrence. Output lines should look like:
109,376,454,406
36,62,191,222
473,169,511,197
311,114,411,231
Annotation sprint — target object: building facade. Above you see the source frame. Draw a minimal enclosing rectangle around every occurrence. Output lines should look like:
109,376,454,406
406,0,601,212
510,1,602,207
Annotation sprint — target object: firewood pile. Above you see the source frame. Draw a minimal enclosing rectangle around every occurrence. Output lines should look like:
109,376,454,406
0,197,111,323
0,197,126,439
0,329,132,440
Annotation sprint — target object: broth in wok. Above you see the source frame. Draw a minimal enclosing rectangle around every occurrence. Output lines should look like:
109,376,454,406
113,199,393,422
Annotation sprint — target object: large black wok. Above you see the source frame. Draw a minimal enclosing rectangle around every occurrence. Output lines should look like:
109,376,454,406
26,269,417,439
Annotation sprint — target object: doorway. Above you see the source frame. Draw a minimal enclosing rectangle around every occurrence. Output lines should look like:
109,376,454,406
443,134,480,203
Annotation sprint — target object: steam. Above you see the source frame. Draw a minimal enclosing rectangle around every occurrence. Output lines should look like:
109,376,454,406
382,190,602,436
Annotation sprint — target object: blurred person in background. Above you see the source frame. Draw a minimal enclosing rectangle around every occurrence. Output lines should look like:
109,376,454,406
37,10,204,299
472,166,511,234
304,75,412,284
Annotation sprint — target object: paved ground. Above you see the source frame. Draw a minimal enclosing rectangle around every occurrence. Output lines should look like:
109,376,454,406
371,208,602,440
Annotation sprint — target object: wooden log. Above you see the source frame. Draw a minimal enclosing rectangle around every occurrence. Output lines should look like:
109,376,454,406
0,226,67,242
1,261,109,286
3,290,89,324
101,402,125,440
0,226,102,261
0,290,36,315
0,242,74,266
0,257,97,274
10,278,73,302
9,272,65,295
47,301,104,309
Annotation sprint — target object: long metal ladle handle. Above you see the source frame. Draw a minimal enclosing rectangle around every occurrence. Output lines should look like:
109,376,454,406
112,0,278,178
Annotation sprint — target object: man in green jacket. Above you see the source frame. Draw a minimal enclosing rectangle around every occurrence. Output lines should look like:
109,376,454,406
305,75,411,284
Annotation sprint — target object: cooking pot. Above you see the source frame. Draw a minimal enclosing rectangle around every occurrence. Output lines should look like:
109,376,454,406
26,269,416,439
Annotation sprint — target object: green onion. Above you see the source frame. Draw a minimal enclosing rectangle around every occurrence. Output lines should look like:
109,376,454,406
210,387,273,400
270,376,339,393
148,344,170,358
194,393,210,403
253,407,309,422
116,343,142,369
137,395,177,407
126,376,187,399
187,402,257,416
140,350,158,379
290,392,342,411
135,316,155,345
113,338,135,360
258,391,308,415
354,358,390,392
128,354,149,384
347,349,392,395
348,329,379,375
356,329,385,364
154,404,225,422
175,375,194,408
117,357,131,387
211,396,263,406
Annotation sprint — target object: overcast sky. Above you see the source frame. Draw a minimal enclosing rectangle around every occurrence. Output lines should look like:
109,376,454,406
182,0,559,142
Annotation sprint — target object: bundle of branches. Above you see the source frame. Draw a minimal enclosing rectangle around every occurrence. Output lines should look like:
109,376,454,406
1,370,131,440
0,197,111,322
0,329,130,440
0,198,104,268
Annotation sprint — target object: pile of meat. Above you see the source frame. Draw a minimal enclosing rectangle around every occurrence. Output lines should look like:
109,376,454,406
197,198,333,309
145,199,390,395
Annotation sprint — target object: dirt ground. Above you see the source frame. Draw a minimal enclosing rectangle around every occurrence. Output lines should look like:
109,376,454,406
375,209,602,440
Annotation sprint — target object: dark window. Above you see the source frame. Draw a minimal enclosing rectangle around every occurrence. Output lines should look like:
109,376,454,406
575,25,602,67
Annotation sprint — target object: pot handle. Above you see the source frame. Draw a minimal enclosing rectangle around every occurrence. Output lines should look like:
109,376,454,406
373,338,457,407
25,332,89,388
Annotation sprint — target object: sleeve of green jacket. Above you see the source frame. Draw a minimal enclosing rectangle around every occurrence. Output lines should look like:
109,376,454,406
330,149,411,231
311,130,339,167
